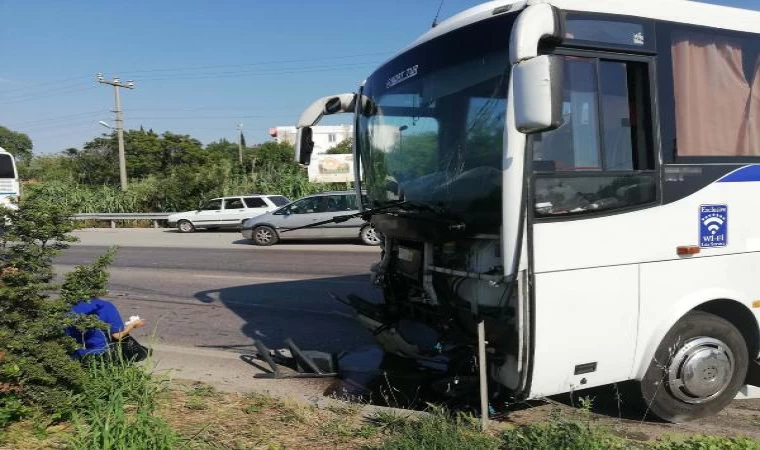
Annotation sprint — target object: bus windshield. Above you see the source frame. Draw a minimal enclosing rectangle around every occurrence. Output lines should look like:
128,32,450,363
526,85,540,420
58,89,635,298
357,13,515,229
0,154,16,179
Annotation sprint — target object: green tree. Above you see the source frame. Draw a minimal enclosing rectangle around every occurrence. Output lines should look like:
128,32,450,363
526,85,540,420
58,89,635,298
325,138,353,154
0,196,117,419
21,154,74,181
205,138,238,162
70,136,120,185
0,126,33,162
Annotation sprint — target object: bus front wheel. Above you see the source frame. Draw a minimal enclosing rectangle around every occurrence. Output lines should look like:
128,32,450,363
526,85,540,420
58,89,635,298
640,310,748,423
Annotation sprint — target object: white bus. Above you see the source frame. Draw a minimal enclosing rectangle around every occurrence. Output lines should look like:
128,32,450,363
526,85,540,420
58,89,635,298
0,147,19,210
294,0,760,422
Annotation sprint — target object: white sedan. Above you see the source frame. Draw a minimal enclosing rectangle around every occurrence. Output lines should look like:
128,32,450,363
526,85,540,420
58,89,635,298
168,195,290,233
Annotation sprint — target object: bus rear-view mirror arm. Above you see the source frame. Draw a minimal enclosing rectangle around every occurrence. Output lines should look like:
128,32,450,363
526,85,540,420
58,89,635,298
295,93,357,165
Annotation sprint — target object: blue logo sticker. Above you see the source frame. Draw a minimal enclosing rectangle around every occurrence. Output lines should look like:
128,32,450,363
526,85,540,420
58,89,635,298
699,204,728,248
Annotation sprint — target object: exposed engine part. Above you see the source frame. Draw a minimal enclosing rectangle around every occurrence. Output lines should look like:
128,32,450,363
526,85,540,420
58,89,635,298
370,237,394,286
423,243,440,306
395,245,422,281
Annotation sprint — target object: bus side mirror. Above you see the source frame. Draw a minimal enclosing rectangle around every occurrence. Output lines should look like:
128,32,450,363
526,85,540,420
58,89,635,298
295,127,314,165
513,55,563,134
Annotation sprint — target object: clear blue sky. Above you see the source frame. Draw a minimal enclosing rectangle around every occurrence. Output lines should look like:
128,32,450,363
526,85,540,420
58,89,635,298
0,0,756,155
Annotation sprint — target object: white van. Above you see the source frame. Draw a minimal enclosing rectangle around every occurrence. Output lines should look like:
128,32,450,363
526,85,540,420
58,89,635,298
168,195,289,232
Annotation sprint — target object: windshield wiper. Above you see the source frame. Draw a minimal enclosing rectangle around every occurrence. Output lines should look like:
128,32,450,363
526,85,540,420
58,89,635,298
279,200,464,233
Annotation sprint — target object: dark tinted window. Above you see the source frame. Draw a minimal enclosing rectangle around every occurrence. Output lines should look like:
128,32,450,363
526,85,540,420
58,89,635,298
267,196,290,206
290,197,327,214
201,199,222,211
324,194,357,212
0,155,15,178
225,198,244,209
564,16,653,51
244,197,267,208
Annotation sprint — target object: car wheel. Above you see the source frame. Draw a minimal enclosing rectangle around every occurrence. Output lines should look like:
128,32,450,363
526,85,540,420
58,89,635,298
252,225,278,246
360,224,382,246
639,310,748,422
177,220,195,233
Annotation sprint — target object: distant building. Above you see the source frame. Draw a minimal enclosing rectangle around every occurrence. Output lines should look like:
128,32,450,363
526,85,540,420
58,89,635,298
268,124,355,183
269,125,352,154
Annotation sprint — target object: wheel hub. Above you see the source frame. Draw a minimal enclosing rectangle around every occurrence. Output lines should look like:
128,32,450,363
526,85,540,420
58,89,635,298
667,337,734,404
364,227,380,244
255,229,272,243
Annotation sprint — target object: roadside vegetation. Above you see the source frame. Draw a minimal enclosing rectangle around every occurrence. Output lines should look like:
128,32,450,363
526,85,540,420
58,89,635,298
2,144,760,449
2,125,352,214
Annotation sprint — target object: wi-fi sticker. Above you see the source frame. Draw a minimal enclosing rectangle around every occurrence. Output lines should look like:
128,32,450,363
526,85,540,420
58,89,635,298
699,205,728,248
702,216,725,235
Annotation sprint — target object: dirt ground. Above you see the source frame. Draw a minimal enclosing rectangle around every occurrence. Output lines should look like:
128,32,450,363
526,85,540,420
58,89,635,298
162,379,760,448
4,381,760,450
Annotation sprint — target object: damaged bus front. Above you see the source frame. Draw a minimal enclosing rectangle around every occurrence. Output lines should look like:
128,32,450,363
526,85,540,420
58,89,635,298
294,0,760,423
294,3,543,405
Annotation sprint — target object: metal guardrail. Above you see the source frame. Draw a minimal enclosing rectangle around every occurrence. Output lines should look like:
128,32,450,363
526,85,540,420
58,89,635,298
73,213,172,228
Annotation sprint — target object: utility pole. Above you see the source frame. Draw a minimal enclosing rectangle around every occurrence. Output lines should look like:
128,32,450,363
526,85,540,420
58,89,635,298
97,73,134,191
237,123,244,165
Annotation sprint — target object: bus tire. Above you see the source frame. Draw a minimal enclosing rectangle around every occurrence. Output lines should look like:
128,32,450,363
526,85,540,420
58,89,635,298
639,310,748,423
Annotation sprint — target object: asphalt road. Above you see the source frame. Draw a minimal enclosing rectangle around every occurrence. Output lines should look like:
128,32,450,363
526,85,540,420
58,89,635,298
55,229,383,355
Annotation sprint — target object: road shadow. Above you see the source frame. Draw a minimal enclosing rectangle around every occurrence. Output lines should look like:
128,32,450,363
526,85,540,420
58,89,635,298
194,274,381,355
191,276,671,422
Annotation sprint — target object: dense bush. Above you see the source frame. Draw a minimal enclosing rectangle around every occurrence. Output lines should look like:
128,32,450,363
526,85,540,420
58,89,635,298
22,131,351,213
0,197,116,421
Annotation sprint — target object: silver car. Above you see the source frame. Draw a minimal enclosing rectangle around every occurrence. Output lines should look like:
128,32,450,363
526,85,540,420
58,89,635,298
241,191,381,246
168,195,290,233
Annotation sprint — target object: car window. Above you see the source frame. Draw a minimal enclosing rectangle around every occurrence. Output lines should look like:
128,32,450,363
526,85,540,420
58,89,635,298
200,199,222,211
289,196,327,214
267,195,290,206
244,197,267,208
345,194,359,211
325,194,355,212
224,198,244,209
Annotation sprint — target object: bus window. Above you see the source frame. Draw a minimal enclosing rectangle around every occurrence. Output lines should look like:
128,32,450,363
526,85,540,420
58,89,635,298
532,55,656,217
671,29,760,156
0,154,15,178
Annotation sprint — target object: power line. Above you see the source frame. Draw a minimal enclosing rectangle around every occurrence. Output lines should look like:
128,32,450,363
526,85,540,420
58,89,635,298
9,109,108,127
0,85,97,106
114,51,392,76
0,51,393,95
0,63,375,106
134,62,377,82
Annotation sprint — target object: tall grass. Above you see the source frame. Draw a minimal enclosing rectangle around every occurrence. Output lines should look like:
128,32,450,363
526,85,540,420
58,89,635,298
377,406,501,450
25,162,349,213
67,358,178,450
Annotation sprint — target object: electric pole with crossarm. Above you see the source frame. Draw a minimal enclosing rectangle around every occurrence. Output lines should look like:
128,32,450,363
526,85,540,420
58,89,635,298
97,73,134,191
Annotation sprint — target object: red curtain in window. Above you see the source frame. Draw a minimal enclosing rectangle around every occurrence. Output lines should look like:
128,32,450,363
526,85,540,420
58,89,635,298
672,31,760,156
749,55,760,153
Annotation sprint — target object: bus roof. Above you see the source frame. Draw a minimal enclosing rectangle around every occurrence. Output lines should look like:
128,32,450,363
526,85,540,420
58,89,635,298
400,0,760,55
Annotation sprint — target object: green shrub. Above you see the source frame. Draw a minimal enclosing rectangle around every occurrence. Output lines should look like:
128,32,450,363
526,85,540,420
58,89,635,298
0,197,117,422
377,406,500,450
0,396,29,428
69,359,177,450
653,435,760,450
501,418,631,450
